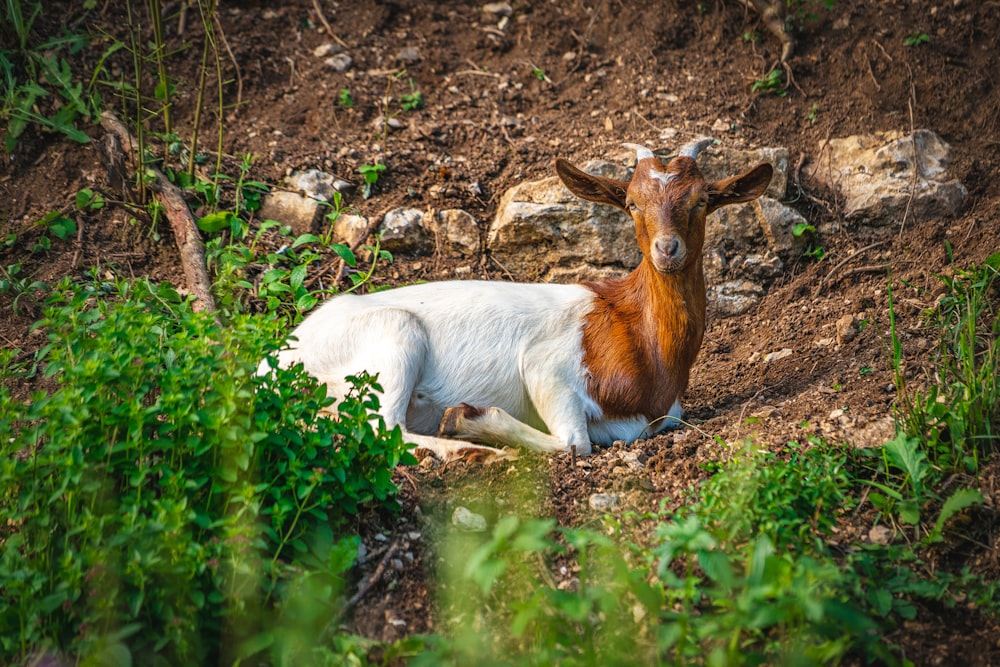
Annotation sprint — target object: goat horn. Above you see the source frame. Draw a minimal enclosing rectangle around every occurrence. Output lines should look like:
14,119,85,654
622,142,655,161
678,138,714,159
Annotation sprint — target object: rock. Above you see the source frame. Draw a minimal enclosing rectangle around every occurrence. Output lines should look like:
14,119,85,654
332,213,369,248
836,313,859,344
588,493,621,511
381,208,432,254
313,43,340,58
257,190,320,237
487,160,639,280
621,450,647,469
812,130,967,225
451,506,487,532
763,347,793,363
708,280,765,316
430,209,480,255
288,169,345,203
396,46,421,64
324,53,353,72
868,524,892,545
483,1,513,16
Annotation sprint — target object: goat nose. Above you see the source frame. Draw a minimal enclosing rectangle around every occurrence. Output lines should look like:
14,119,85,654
656,237,681,259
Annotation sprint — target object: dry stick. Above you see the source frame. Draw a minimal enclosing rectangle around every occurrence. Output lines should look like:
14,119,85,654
820,240,889,290
344,541,398,610
899,64,920,239
312,0,349,49
213,11,243,110
100,111,219,316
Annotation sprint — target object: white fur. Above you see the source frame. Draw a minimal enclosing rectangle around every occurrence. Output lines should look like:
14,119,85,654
649,167,677,186
271,280,672,457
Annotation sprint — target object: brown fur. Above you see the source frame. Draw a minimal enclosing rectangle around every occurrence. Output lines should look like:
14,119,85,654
556,149,772,424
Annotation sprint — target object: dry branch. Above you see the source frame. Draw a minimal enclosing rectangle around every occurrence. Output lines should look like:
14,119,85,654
99,111,218,316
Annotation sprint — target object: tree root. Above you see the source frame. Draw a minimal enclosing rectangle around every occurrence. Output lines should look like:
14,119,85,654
100,111,219,317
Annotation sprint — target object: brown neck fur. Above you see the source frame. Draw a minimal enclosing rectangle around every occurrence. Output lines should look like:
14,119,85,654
580,255,707,421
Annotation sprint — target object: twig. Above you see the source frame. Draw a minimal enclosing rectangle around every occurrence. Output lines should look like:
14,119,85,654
71,217,84,268
213,12,243,111
840,264,888,280
820,240,889,290
899,64,919,238
100,111,219,317
346,541,398,609
312,0,349,49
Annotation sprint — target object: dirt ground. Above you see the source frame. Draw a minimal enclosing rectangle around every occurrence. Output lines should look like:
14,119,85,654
2,0,999,664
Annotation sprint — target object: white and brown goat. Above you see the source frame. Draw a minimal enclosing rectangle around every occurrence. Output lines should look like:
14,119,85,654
269,140,772,458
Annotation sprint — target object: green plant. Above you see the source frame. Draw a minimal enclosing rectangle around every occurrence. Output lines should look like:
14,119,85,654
398,78,423,111
904,31,930,47
530,66,547,82
751,68,786,96
893,256,1000,473
0,262,48,313
358,161,387,199
0,278,414,664
807,103,819,124
419,440,884,667
1,17,99,151
792,222,825,259
338,87,354,107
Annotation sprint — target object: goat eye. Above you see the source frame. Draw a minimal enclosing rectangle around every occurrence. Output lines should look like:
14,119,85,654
626,201,640,213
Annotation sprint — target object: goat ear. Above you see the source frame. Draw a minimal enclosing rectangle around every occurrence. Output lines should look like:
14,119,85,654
707,163,773,213
555,158,629,210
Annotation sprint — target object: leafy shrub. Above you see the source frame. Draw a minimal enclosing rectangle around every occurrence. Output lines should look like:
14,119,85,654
418,442,879,667
0,278,414,664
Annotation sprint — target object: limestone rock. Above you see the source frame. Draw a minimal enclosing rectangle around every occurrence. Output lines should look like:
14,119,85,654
451,506,487,532
707,280,765,317
431,209,480,256
332,213,369,248
588,493,621,511
381,208,432,254
487,160,638,281
257,191,320,237
812,129,966,225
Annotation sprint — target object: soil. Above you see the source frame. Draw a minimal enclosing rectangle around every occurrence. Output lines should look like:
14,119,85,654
2,1,999,664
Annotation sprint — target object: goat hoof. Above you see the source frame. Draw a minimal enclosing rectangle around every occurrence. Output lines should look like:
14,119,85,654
438,402,484,437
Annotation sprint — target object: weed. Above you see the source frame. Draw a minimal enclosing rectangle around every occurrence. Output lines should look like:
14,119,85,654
807,103,819,124
894,256,1000,474
751,68,786,96
359,162,387,199
1,13,99,151
398,78,423,111
0,278,414,664
338,87,354,107
792,222,825,259
904,31,930,47
0,263,48,314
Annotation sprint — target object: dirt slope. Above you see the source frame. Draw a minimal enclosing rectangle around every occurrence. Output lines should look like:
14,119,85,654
2,1,999,663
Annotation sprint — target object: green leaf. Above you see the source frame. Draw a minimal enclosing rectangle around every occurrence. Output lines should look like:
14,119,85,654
792,222,816,237
331,243,357,267
291,233,321,248
926,487,983,543
197,211,235,233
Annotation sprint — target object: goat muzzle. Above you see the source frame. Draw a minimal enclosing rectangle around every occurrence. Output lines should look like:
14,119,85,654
651,235,687,273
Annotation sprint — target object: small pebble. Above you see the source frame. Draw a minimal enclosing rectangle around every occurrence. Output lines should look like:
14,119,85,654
451,506,487,532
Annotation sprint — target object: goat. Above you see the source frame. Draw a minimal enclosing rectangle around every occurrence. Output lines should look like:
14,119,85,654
268,140,773,458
